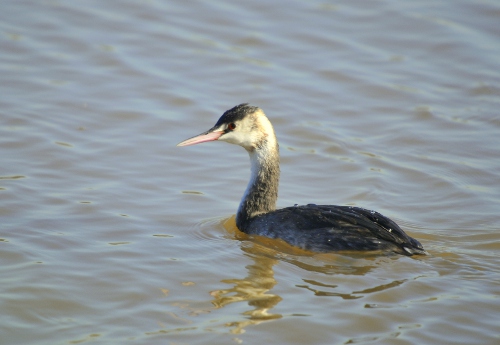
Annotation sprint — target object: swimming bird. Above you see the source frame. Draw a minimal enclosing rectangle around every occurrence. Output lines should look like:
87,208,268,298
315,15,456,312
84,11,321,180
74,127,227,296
177,104,426,256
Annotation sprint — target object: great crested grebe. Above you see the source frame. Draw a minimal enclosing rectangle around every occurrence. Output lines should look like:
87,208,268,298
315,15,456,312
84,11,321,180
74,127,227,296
177,104,426,256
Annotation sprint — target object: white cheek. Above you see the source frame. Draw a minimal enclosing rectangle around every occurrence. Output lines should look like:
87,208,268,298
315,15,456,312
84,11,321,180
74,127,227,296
220,131,254,149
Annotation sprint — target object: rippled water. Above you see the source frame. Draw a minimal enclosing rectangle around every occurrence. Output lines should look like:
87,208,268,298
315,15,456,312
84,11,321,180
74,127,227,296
1,0,499,344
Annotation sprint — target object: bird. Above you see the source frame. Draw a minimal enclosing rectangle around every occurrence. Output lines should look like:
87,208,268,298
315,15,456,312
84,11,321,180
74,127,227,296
177,103,426,256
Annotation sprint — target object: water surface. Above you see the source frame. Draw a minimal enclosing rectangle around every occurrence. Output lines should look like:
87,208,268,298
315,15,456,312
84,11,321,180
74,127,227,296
1,0,499,344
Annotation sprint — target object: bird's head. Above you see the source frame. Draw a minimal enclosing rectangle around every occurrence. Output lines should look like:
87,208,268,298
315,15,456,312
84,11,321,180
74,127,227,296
177,103,276,152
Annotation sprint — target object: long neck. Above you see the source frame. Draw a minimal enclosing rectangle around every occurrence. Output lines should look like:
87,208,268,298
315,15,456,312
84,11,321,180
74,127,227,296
236,140,280,231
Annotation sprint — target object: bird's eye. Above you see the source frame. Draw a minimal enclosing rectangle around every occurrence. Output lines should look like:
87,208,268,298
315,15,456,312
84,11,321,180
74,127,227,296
228,123,236,130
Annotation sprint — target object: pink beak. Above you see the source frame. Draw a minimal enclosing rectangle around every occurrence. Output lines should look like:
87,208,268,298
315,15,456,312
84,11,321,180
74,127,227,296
177,130,224,147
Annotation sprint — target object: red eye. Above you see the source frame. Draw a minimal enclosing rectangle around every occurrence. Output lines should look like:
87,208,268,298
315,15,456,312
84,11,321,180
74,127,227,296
228,123,236,130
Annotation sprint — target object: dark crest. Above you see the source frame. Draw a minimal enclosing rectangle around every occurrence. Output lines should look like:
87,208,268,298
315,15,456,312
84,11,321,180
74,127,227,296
215,103,260,127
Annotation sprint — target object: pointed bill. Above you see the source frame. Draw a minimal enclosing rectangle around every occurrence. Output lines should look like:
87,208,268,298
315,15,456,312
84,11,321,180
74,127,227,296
177,130,224,147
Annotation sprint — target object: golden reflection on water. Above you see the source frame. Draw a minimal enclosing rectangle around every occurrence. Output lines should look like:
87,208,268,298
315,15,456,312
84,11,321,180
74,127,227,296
209,216,283,334
150,215,496,340
149,216,437,338
201,216,418,334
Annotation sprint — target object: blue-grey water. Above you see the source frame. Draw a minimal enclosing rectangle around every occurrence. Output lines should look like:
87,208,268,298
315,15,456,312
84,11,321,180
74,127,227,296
1,1,499,344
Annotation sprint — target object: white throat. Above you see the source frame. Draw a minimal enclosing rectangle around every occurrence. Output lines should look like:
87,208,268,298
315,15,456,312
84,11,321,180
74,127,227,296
236,135,280,229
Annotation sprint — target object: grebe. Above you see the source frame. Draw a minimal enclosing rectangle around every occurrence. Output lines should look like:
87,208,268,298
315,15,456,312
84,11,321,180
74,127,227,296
177,104,426,256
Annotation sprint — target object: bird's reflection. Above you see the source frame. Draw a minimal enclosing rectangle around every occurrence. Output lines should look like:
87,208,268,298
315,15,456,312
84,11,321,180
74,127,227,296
155,216,416,336
209,251,282,334
205,216,283,333
209,215,393,334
